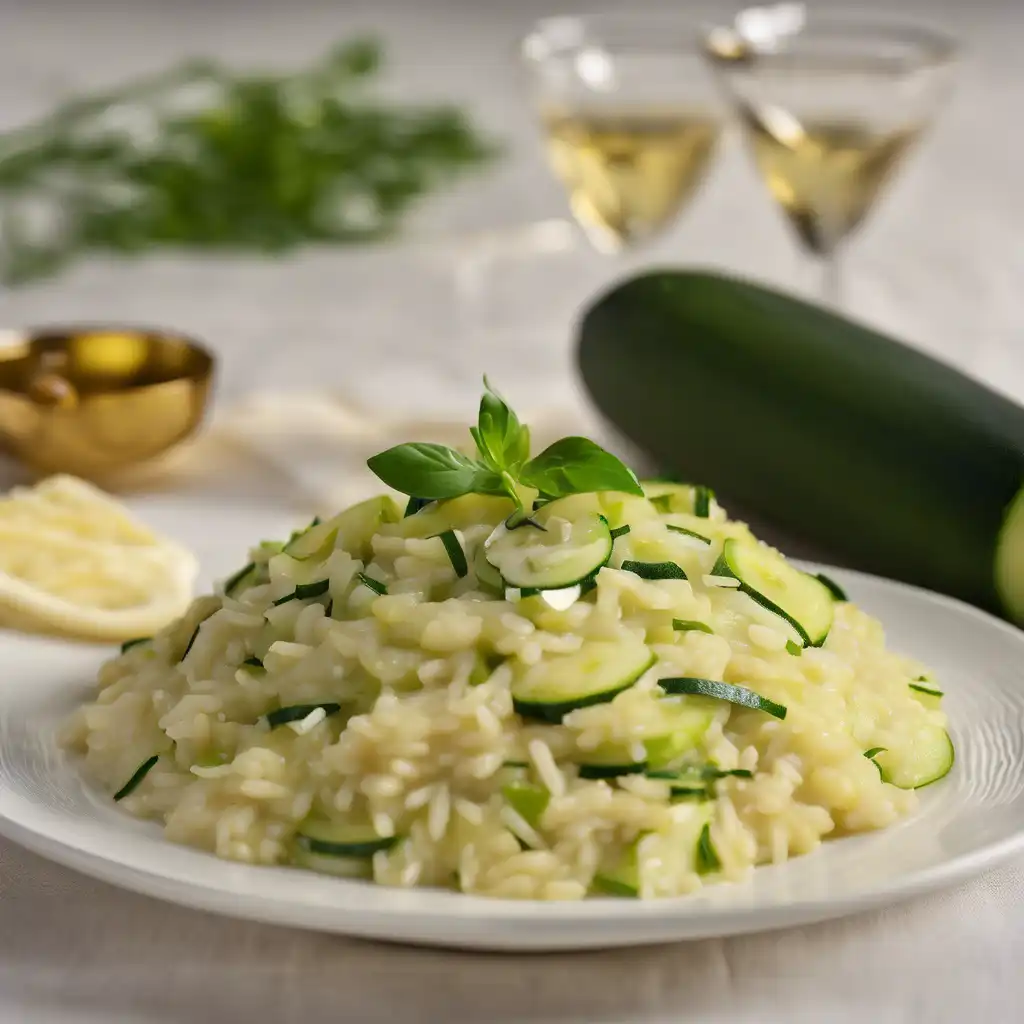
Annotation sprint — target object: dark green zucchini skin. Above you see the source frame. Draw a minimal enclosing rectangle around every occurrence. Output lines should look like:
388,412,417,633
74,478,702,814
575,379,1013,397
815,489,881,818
577,270,1024,622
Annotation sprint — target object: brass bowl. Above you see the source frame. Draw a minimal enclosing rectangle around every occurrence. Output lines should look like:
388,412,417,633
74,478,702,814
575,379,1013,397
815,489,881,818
0,326,215,480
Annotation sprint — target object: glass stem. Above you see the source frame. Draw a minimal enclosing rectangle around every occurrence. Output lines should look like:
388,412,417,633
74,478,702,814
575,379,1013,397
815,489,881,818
820,250,841,310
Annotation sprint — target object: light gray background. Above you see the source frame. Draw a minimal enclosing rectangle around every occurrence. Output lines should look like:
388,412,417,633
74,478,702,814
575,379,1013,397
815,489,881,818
0,1,1022,1021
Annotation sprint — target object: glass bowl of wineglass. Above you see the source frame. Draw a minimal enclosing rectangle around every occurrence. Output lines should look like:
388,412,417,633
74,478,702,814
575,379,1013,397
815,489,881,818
704,4,957,306
522,13,726,254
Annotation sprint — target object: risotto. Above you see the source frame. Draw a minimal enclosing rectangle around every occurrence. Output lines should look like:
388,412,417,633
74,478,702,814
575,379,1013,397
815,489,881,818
62,398,954,901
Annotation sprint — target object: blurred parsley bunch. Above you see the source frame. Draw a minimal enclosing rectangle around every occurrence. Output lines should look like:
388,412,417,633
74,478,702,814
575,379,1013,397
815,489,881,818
0,38,497,285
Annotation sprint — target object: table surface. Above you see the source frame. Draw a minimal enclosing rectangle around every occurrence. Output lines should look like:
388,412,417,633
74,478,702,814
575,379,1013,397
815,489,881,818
1,1,1023,1021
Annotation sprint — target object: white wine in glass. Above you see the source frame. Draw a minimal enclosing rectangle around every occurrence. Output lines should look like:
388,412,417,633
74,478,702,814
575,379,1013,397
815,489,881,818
524,15,724,254
705,6,957,304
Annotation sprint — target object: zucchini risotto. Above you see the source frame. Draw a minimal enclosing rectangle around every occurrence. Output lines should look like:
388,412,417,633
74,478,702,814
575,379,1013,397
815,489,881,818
63,397,953,901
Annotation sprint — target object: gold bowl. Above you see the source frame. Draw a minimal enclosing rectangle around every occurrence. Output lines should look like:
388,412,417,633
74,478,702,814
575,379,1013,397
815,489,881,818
0,326,215,480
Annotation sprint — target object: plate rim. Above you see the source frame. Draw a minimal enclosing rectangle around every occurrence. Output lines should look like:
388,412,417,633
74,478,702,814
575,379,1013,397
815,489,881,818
2,562,1023,950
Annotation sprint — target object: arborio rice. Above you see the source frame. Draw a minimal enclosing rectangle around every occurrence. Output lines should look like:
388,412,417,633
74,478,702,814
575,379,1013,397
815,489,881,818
62,485,953,901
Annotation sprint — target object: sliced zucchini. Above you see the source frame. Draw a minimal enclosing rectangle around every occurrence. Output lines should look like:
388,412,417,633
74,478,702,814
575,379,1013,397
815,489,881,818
873,725,954,789
863,746,886,776
641,481,702,515
511,640,654,723
500,775,550,827
293,845,374,879
287,496,400,563
574,696,716,776
485,496,613,590
297,819,399,858
471,542,504,594
815,572,849,602
714,539,835,646
242,656,264,670
660,677,787,720
610,524,631,540
265,703,342,729
284,516,331,560
113,754,159,801
223,561,261,597
909,681,944,710
597,491,661,531
620,560,687,581
120,636,150,653
592,843,641,897
642,698,718,767
469,651,504,686
693,486,713,518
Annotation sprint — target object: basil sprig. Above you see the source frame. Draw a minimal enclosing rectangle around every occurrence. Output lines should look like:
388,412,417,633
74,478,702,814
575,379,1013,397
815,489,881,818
367,379,642,512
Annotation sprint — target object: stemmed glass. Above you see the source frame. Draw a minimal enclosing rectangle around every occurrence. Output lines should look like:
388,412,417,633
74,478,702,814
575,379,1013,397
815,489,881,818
704,4,957,306
522,13,725,254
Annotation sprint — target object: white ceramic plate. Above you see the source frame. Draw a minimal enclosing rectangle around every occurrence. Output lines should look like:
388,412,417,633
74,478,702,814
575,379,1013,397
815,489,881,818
2,544,1023,951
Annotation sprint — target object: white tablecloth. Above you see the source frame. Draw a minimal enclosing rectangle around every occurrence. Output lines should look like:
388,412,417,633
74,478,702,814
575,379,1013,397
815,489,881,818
1,0,1023,1020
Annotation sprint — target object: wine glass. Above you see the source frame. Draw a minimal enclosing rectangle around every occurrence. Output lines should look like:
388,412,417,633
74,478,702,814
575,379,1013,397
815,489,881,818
704,4,957,306
522,13,725,254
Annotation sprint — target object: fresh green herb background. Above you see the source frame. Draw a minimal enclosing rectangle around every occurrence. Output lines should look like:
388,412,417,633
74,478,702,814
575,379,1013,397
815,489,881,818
0,38,497,285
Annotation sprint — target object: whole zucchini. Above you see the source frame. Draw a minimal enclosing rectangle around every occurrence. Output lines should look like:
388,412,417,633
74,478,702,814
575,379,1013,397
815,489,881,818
576,270,1024,625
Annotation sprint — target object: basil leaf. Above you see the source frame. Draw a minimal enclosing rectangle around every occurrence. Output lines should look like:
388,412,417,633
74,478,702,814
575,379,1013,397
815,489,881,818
475,378,529,472
367,443,488,499
519,437,642,499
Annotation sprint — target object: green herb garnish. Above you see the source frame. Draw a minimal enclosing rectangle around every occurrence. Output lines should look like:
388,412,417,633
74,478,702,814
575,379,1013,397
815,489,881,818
665,524,710,544
673,619,713,634
272,579,331,606
660,677,788,720
696,822,721,874
785,639,803,656
434,529,468,578
0,39,496,285
356,572,387,596
180,623,202,662
693,486,714,518
367,378,642,519
668,786,708,801
702,767,754,781
909,682,943,698
265,703,342,729
113,755,159,801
